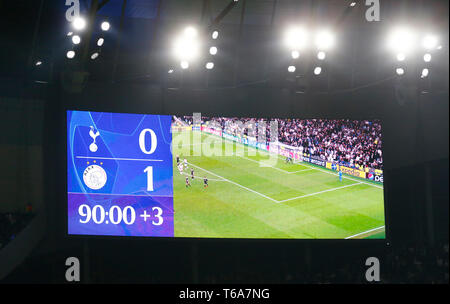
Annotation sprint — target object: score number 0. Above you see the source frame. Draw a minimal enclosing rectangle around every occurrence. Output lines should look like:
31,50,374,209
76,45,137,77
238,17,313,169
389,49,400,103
139,128,157,191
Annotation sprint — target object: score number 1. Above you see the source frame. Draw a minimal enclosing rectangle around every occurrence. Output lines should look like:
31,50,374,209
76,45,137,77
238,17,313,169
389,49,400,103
139,128,157,192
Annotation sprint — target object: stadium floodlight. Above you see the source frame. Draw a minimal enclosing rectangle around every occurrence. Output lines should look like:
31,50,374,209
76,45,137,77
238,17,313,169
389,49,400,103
437,45,442,50
91,52,99,60
396,53,406,61
173,27,200,61
212,31,219,40
72,35,81,45
285,26,308,50
396,67,404,75
97,38,104,46
180,61,189,69
73,17,86,31
35,61,42,66
101,21,110,31
168,69,174,74
421,68,429,78
184,26,198,38
288,65,296,73
206,62,214,69
66,50,75,59
291,50,300,59
423,53,432,62
422,35,437,50
350,2,356,7
314,66,322,75
67,32,73,36
315,31,334,50
387,27,416,53
209,46,218,55
317,51,326,60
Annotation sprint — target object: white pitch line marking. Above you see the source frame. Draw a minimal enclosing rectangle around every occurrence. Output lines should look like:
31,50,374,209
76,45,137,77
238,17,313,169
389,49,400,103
345,225,385,239
238,155,291,173
239,155,313,174
187,162,278,203
298,162,383,189
277,182,363,203
286,168,315,174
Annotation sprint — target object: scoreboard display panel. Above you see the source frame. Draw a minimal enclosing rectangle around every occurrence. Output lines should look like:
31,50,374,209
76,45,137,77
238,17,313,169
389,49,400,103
67,111,173,237
67,110,386,239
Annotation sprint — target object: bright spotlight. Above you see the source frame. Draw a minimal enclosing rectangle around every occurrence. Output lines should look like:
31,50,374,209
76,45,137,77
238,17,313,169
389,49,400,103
206,62,214,69
285,27,308,50
173,31,200,61
35,61,42,66
168,69,174,74
209,46,218,55
66,51,75,59
291,50,300,59
288,65,296,73
73,17,86,31
350,2,356,7
423,53,432,62
396,53,405,61
317,51,326,60
91,52,99,60
67,32,73,36
101,21,110,31
315,31,334,50
212,31,219,39
180,61,189,69
437,45,442,50
396,67,404,75
421,68,429,78
422,35,437,50
97,38,104,46
314,67,322,75
184,26,198,38
72,35,81,45
387,27,415,53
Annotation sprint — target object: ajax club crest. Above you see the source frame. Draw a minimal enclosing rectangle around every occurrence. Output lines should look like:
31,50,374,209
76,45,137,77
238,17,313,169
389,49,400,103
83,164,107,190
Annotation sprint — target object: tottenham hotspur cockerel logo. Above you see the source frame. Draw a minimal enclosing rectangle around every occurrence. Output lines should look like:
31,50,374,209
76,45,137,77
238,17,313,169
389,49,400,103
83,126,106,190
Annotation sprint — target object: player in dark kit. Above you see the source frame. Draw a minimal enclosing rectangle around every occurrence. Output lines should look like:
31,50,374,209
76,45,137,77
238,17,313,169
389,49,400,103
185,177,191,187
203,177,208,188
176,154,180,165
191,168,195,179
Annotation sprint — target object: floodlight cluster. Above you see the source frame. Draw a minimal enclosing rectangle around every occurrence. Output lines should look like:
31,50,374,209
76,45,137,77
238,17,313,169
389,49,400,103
65,17,110,60
388,27,440,77
285,26,335,75
169,26,219,73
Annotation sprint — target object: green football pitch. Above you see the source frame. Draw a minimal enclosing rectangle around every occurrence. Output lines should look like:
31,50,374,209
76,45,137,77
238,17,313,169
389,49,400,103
172,131,385,239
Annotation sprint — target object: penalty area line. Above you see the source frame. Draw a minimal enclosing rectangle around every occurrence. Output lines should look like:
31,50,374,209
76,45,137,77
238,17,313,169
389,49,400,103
277,182,363,203
345,225,385,239
187,161,279,203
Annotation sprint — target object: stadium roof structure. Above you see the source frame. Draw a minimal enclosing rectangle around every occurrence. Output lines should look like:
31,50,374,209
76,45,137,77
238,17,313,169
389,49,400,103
1,0,445,95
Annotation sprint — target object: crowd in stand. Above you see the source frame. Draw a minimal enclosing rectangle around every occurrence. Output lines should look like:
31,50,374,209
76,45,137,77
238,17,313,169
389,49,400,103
0,211,34,249
176,116,383,170
199,242,449,284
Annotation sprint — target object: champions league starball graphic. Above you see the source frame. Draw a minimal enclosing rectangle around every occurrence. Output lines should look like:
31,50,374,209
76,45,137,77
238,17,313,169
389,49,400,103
67,110,174,237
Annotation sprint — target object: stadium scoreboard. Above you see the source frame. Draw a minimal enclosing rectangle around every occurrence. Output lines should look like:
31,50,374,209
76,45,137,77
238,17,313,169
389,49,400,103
67,110,386,239
67,110,174,237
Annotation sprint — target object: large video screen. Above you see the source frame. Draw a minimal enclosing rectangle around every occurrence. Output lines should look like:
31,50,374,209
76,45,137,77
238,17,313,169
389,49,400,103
67,110,385,239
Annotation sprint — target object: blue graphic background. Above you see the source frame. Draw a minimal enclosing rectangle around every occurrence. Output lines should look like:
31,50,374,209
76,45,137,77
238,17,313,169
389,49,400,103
67,110,174,237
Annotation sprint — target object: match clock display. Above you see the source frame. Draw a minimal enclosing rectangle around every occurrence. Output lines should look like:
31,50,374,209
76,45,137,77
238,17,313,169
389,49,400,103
67,110,174,237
